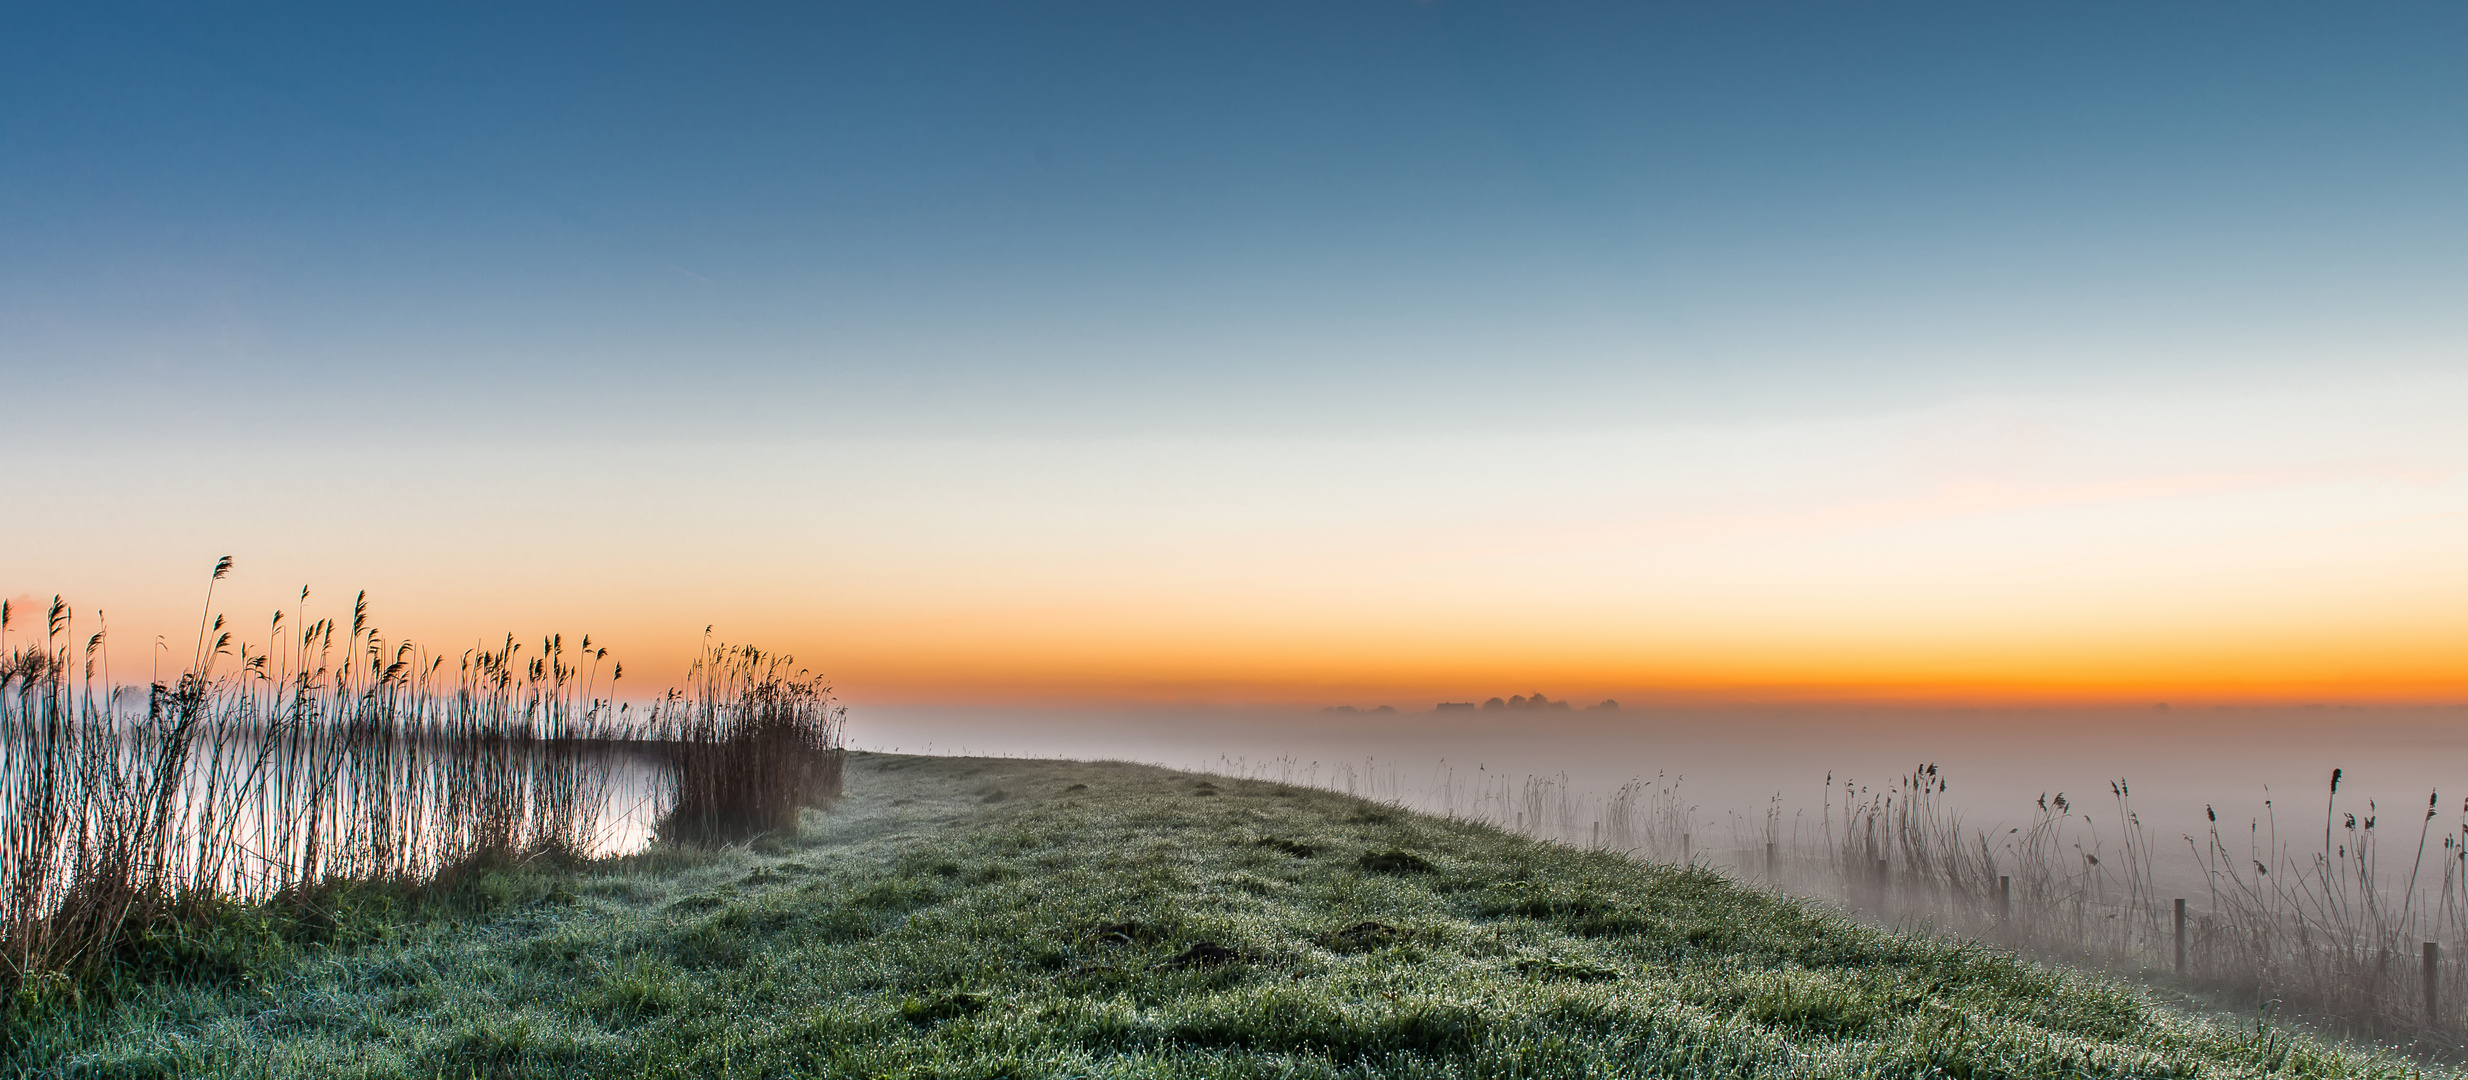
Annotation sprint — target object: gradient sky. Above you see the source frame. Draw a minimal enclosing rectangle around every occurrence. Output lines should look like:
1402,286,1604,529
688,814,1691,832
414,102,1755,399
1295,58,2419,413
5,2,2465,704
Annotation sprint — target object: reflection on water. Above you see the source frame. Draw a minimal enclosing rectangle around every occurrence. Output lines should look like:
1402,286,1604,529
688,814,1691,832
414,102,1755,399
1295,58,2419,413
4,577,846,1005
1,621,672,991
0,716,670,909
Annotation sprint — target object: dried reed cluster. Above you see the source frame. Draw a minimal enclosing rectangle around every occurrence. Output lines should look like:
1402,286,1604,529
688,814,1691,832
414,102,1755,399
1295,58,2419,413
1225,752,2468,1049
1789,766,2468,1047
0,560,842,998
649,642,846,844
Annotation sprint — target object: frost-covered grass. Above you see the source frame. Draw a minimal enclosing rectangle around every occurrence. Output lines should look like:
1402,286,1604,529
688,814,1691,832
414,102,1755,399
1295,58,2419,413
5,753,2433,1078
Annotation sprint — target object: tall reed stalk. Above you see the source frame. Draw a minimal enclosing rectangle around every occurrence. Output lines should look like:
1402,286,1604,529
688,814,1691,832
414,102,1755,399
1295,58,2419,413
0,560,842,999
650,642,845,844
1217,750,2468,1051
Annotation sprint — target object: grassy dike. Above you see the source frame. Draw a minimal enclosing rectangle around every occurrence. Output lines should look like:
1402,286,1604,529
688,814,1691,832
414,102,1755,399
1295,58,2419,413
6,753,2432,1079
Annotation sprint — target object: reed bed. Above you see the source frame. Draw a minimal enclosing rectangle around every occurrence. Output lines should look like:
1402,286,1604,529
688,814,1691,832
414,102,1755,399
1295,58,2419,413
1216,751,2468,1054
0,562,843,999
1800,765,2468,1053
650,642,846,844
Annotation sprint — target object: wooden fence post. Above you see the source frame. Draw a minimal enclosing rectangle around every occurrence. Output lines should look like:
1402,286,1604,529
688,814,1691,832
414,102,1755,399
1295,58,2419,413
2427,942,2441,1026
1998,875,2010,924
2173,899,2186,975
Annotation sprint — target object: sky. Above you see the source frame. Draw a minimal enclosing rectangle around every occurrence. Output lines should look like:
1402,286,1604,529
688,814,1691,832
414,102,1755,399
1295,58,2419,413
4,2,2465,706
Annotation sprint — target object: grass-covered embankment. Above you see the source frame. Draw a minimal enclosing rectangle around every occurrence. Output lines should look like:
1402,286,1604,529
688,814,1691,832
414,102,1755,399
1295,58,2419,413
7,753,2428,1077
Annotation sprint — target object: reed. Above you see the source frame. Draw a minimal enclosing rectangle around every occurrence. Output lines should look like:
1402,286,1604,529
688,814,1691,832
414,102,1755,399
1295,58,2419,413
0,561,840,999
1793,765,2468,1049
649,641,846,844
1212,750,2468,1054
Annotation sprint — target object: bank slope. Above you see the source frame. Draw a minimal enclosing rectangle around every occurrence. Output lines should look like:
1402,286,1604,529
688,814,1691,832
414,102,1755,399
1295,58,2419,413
12,753,2423,1078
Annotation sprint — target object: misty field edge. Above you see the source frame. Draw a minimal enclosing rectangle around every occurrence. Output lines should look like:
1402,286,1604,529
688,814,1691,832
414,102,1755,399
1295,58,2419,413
4,751,2433,1078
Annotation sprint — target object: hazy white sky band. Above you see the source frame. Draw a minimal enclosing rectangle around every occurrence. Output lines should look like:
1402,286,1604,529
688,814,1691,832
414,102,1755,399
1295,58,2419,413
11,363,2462,703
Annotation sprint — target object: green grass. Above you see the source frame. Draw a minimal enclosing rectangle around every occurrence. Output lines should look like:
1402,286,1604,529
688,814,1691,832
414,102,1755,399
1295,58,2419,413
3,753,2433,1078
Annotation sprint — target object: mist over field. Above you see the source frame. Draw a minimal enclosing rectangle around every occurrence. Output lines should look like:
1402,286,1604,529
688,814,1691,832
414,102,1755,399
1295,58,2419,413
860,702,2468,883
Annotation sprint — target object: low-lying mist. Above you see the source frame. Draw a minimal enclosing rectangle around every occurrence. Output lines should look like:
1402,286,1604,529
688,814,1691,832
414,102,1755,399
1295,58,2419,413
855,702,2468,851
862,700,2468,1041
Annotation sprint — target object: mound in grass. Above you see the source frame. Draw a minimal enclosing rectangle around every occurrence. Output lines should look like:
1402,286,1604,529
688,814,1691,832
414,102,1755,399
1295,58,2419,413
8,753,2423,1078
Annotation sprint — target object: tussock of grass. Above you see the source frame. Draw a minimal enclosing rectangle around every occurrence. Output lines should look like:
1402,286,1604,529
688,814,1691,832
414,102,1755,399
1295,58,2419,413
4,753,2435,1078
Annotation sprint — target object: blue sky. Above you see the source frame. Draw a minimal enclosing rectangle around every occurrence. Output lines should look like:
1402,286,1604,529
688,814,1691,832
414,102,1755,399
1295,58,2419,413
5,3,2465,702
9,2,2461,437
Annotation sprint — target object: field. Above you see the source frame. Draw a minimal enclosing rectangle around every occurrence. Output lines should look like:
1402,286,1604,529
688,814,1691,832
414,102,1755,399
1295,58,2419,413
6,752,2429,1078
1371,758,2468,1046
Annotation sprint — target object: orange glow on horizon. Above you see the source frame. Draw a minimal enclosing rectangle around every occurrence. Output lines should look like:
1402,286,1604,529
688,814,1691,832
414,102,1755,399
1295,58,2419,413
13,383,2466,712
815,639,2468,708
10,583,2463,711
